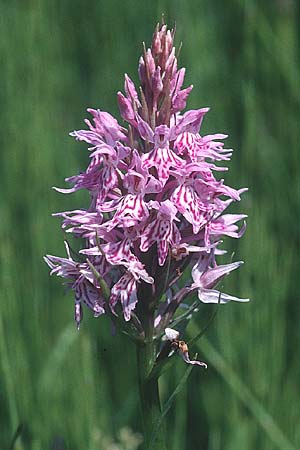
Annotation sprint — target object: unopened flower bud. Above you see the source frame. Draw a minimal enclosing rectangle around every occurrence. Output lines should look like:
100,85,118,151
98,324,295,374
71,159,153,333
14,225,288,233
151,23,162,52
117,92,135,122
172,85,193,113
138,56,146,85
165,29,174,54
145,48,155,76
152,67,163,98
124,74,141,106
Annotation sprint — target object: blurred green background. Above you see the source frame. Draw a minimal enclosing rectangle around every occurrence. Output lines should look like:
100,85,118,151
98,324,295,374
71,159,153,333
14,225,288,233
1,0,299,449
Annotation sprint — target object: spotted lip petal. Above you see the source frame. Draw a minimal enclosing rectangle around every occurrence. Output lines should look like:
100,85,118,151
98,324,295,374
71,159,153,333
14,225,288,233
110,273,138,321
140,200,181,266
109,259,153,321
171,182,212,234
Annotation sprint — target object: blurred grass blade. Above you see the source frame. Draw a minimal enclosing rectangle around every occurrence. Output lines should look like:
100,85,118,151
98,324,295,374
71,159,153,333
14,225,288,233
51,436,67,450
188,292,221,348
149,363,193,450
189,326,296,450
9,424,23,450
38,324,78,391
0,314,19,433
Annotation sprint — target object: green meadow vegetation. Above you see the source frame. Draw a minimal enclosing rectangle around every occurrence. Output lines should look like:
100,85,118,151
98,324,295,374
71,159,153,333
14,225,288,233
1,1,299,449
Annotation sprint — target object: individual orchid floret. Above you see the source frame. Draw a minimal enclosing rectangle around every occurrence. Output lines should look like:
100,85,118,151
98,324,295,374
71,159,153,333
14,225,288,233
44,242,105,329
170,167,215,234
100,194,148,230
117,91,136,124
117,74,142,125
55,144,120,209
174,131,232,163
123,256,154,285
78,109,126,146
110,264,153,321
110,273,138,321
124,74,141,112
175,108,210,135
53,209,103,239
171,68,193,114
164,328,207,368
138,121,184,186
205,213,247,244
191,255,249,304
140,200,180,266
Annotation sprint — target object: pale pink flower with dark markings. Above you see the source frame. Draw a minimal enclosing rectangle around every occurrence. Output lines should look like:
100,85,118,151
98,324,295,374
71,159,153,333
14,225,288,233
140,200,180,266
45,23,248,363
110,273,139,321
44,242,106,329
191,255,249,304
73,108,126,146
138,121,184,186
175,131,232,163
170,167,216,234
110,262,153,321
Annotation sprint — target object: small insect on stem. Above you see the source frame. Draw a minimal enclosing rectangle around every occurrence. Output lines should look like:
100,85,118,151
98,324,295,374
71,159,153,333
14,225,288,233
169,334,189,355
176,267,183,277
165,327,207,368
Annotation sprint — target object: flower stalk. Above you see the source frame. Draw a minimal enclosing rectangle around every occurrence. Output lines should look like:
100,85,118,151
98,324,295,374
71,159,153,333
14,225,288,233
136,338,167,450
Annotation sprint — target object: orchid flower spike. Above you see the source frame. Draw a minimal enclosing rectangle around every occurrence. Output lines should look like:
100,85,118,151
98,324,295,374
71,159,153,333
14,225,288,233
45,22,248,343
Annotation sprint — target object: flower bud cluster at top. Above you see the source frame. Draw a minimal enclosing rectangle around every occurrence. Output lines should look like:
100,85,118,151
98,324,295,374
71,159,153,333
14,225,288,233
45,23,248,336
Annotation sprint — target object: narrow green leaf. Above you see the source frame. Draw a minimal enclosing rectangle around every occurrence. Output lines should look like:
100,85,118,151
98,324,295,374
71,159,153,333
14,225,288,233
149,362,194,450
9,424,23,450
86,258,110,300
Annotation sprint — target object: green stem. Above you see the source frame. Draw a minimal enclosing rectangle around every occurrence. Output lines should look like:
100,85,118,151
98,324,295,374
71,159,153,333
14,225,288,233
136,317,167,450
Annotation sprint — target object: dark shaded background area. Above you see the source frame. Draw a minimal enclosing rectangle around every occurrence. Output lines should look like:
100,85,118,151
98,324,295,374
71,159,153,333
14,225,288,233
0,1,299,449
